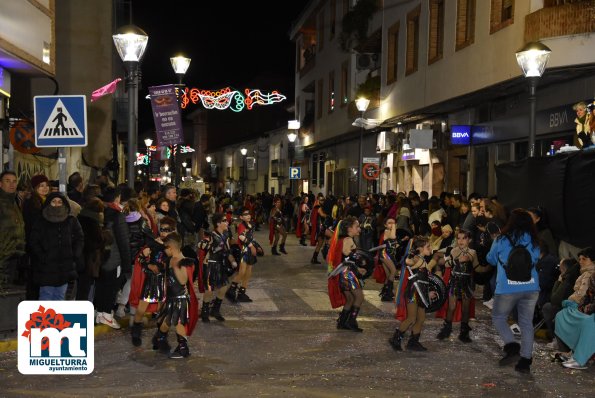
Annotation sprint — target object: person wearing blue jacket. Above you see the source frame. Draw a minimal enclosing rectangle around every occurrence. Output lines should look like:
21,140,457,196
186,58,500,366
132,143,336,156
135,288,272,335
487,208,540,374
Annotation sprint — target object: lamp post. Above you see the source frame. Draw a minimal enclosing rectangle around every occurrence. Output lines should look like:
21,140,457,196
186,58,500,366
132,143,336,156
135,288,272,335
355,97,370,194
515,41,551,158
170,55,191,187
240,147,248,195
113,25,149,188
287,120,299,196
182,161,187,181
144,137,153,188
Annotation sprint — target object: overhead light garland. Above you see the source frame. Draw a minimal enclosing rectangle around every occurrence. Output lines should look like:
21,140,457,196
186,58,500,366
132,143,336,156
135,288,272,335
180,87,286,112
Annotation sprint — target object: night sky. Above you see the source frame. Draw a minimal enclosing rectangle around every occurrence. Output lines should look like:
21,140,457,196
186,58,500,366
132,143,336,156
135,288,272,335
130,0,310,149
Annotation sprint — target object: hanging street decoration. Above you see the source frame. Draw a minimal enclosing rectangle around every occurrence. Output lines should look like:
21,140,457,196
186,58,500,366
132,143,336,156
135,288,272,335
179,87,286,112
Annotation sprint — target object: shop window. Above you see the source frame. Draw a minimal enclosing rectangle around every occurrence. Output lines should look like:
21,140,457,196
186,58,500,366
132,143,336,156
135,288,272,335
455,0,475,51
312,154,318,185
428,0,445,64
387,21,399,85
474,146,489,196
514,141,528,160
319,152,326,187
406,5,421,76
497,143,511,164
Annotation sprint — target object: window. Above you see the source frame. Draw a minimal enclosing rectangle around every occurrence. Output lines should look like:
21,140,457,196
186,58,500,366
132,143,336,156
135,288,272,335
387,21,399,85
406,5,421,76
328,70,335,113
456,0,476,51
490,0,514,34
312,154,318,185
342,0,350,17
319,152,326,187
340,61,350,106
428,0,445,64
318,11,325,52
317,79,324,119
330,0,337,39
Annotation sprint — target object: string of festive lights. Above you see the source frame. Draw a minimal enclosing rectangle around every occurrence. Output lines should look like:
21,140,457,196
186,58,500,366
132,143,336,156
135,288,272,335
179,87,286,111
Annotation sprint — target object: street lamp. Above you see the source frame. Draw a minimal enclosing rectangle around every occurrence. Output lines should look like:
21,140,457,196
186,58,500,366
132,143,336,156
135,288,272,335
287,120,299,196
240,147,248,195
113,25,149,188
170,54,191,187
144,137,153,187
206,155,212,163
182,161,187,180
355,97,370,194
515,41,551,158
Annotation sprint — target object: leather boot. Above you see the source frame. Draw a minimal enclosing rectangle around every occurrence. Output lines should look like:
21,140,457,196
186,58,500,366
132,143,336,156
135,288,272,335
437,321,452,340
515,357,532,374
458,322,472,343
237,287,253,302
336,309,350,330
381,281,394,302
279,244,287,254
200,301,211,323
271,245,281,256
300,236,307,246
170,334,190,359
131,321,143,347
345,306,363,332
210,298,225,321
406,333,427,351
499,342,521,366
389,329,404,351
226,283,238,303
378,283,387,297
152,329,170,353
311,251,321,264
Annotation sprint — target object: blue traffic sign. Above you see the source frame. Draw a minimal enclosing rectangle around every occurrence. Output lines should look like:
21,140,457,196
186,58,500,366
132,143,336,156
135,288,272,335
289,167,301,179
34,95,87,147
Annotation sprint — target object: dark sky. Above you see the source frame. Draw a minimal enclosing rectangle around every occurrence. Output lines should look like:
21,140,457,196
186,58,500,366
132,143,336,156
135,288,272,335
130,0,310,148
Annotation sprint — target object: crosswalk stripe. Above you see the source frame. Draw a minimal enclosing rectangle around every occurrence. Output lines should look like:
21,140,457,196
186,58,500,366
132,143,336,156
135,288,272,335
363,289,396,313
292,288,331,311
233,288,279,312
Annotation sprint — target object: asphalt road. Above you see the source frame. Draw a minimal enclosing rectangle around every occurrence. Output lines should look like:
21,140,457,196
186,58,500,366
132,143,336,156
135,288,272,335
0,229,593,397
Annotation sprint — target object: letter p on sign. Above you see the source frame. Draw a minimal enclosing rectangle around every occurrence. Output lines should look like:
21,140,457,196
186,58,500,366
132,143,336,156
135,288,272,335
289,167,301,179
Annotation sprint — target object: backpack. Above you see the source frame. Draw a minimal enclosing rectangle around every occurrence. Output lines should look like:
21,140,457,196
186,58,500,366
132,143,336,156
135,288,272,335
501,235,533,282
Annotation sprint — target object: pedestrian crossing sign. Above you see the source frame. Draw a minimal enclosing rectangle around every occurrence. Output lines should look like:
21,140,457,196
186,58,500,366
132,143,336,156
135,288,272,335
34,95,87,147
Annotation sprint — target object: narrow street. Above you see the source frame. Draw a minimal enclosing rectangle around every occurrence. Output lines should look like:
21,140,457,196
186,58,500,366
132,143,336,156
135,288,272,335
0,229,592,398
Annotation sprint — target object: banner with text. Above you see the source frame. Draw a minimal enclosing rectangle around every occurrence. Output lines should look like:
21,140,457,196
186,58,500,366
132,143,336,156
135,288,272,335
149,84,183,146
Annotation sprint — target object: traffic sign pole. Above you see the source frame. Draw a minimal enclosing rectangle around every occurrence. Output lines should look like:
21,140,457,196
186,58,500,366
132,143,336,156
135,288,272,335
58,148,67,193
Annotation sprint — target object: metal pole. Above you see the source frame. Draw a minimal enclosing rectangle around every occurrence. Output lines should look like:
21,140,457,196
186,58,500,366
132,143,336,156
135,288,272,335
289,142,294,196
126,61,138,188
358,112,364,194
243,156,247,195
58,148,67,193
528,77,538,158
146,145,150,189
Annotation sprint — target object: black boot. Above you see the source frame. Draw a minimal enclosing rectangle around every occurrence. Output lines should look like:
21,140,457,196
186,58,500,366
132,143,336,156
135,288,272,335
300,236,307,246
378,283,387,297
381,281,394,302
311,251,321,264
272,245,281,256
226,283,238,303
152,329,170,353
406,333,427,351
345,306,363,332
515,357,532,374
389,329,404,351
200,301,211,323
336,309,350,330
210,298,225,321
237,287,253,302
131,321,143,347
279,244,287,254
458,322,472,343
169,334,190,359
437,321,452,340
499,342,521,366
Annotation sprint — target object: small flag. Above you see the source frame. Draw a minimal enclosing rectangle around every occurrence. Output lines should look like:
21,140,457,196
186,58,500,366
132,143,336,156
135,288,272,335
90,78,122,102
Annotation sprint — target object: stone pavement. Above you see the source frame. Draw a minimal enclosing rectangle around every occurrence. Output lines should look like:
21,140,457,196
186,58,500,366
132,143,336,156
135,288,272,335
0,229,592,397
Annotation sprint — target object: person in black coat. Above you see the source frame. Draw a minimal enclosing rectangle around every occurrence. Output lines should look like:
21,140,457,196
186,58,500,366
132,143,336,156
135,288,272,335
29,192,84,300
94,186,131,329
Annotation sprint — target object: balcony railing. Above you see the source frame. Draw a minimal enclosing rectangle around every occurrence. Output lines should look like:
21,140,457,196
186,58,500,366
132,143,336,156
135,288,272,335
525,3,595,42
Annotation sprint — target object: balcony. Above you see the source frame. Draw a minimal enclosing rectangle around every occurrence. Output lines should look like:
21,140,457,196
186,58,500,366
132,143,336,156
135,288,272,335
525,3,595,42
